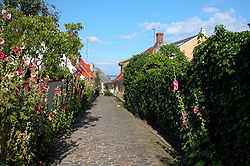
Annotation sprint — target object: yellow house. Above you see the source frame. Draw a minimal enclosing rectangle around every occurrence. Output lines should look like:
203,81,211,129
113,28,208,101
118,28,208,73
173,28,208,60
118,58,131,73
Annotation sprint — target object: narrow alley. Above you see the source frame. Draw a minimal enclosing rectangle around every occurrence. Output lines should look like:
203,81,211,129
49,96,178,166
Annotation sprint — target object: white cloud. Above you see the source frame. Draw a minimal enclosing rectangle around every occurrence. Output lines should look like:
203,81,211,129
86,36,102,43
203,7,219,13
139,8,247,42
113,33,138,39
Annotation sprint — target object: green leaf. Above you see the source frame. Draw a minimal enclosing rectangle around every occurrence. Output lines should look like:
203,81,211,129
188,151,199,158
195,160,205,166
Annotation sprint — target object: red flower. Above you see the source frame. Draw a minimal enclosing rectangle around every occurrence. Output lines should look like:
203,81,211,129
25,85,31,91
34,106,45,111
47,112,53,116
173,80,179,92
13,47,20,55
16,68,23,74
0,52,5,59
53,87,61,94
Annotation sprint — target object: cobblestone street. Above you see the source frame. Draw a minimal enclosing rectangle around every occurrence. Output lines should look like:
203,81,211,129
49,96,177,166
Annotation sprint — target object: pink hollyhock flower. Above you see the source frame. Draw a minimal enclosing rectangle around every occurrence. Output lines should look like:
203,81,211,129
16,68,23,74
173,80,179,92
20,133,26,136
4,88,8,91
181,111,186,117
77,88,81,91
0,99,5,103
48,116,52,120
13,47,20,55
0,52,5,59
0,38,4,44
193,107,199,114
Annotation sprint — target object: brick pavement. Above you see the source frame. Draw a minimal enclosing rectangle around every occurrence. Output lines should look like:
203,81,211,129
49,96,178,166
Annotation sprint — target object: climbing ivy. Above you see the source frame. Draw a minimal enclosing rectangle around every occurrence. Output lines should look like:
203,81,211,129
124,25,250,165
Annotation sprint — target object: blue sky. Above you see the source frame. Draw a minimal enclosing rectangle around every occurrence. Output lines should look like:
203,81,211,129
49,0,249,75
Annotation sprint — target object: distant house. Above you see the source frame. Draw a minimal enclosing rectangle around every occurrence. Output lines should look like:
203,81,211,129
70,57,96,80
113,73,125,101
113,28,208,101
49,56,96,109
94,68,113,95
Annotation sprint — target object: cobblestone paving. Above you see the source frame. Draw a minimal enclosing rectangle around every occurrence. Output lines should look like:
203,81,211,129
50,96,177,166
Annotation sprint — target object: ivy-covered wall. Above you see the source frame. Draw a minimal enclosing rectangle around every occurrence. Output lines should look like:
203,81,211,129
124,26,250,166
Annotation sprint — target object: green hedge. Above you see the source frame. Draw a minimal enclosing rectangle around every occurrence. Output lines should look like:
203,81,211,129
183,25,250,165
124,26,250,165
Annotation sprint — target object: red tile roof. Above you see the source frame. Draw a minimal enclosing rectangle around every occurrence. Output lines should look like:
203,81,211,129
71,58,96,78
79,58,96,78
140,46,157,54
113,73,124,82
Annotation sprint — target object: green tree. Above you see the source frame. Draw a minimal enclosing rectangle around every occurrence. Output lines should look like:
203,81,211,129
0,0,59,21
1,8,83,79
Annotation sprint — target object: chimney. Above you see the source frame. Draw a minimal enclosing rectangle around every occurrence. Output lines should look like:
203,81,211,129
156,33,164,44
89,63,94,72
200,28,206,35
